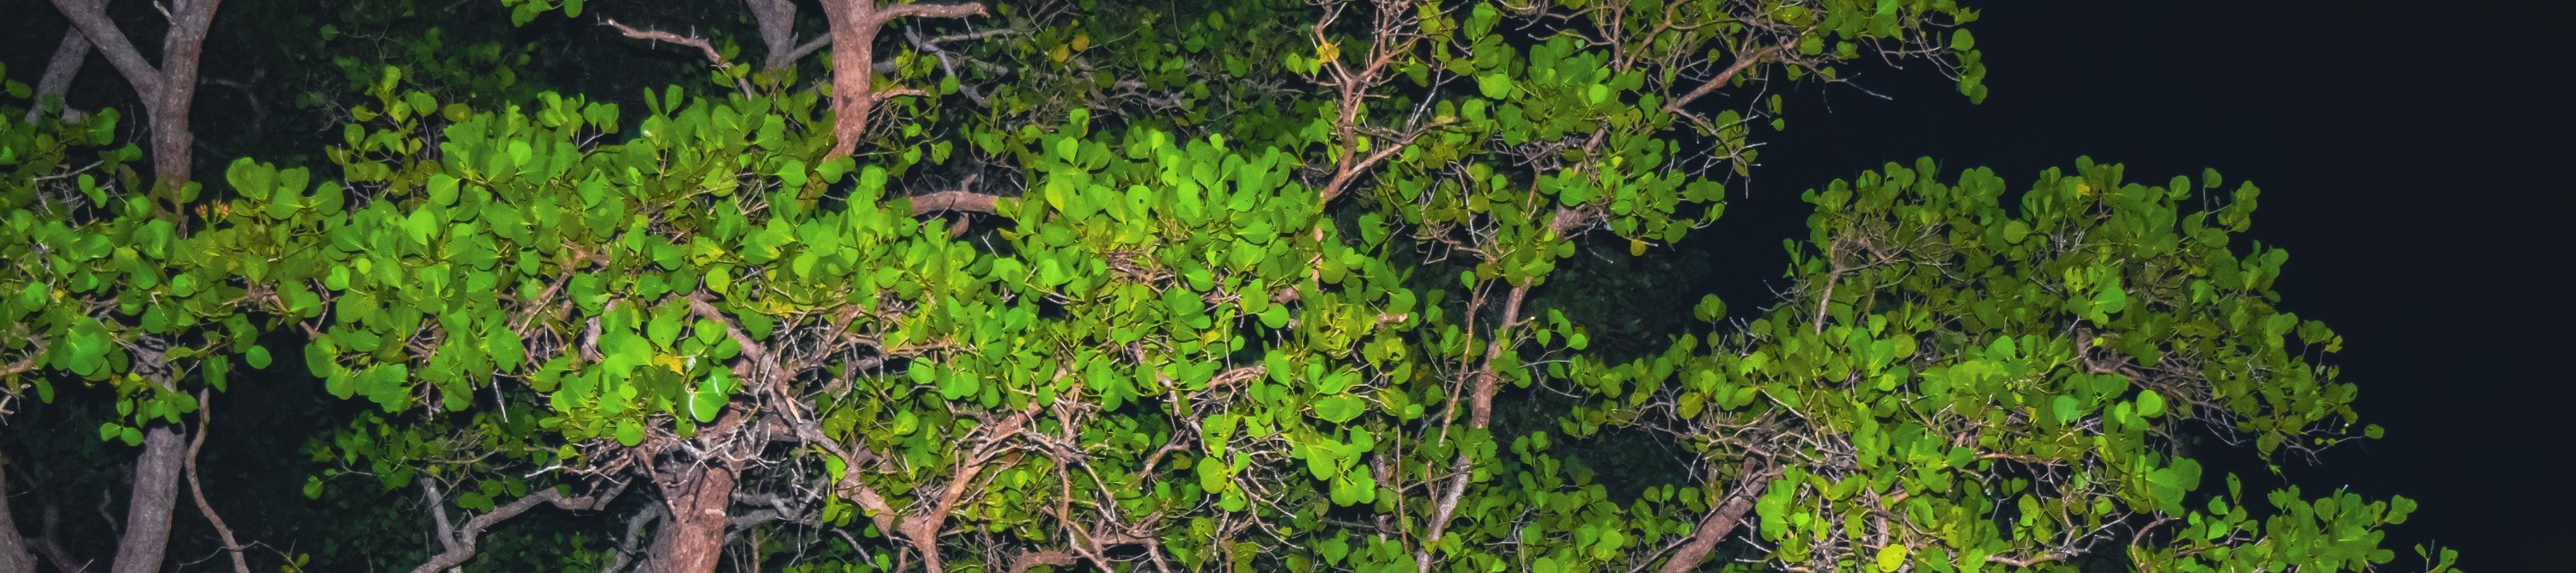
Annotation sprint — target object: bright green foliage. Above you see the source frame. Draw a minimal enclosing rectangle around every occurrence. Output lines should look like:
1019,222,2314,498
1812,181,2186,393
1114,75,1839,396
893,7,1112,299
0,64,278,440
0,1,2460,571
1562,158,2437,571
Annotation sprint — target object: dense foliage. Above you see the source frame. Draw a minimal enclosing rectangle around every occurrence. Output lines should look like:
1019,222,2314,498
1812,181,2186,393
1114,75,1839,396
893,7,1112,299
1,1,2458,572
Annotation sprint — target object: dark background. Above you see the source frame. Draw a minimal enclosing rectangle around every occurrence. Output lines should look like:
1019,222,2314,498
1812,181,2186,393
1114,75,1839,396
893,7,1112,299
1698,1,2572,568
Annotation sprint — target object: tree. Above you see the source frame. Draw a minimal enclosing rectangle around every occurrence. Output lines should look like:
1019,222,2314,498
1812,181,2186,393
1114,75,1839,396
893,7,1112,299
1,0,263,570
0,1,2459,572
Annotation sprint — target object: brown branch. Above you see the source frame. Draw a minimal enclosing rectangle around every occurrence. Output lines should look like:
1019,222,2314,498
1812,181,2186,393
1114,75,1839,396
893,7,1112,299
0,337,45,380
182,389,250,573
818,0,987,159
906,175,996,215
1417,282,1532,572
1662,46,1778,118
781,35,834,67
109,424,186,573
870,2,986,22
408,479,627,573
1813,237,1849,334
1006,549,1077,573
743,0,803,69
1656,457,1777,573
603,19,756,97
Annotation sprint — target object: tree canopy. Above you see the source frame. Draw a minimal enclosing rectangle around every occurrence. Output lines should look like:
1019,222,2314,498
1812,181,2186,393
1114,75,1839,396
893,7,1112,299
0,1,2458,572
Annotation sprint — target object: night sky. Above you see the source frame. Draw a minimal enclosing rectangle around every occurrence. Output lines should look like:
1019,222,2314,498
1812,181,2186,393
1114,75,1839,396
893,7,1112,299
1704,1,2571,568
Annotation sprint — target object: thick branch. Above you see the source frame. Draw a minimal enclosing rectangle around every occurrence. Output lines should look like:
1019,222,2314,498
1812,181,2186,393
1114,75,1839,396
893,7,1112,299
1,455,39,573
25,15,100,123
42,0,161,99
1656,459,1777,573
818,0,987,158
868,2,986,23
906,175,995,215
1005,549,1076,573
106,425,184,573
742,0,803,69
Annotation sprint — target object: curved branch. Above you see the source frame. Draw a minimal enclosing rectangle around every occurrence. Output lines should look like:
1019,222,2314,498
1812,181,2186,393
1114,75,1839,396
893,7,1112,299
408,480,628,573
907,175,996,215
604,19,756,97
182,389,250,573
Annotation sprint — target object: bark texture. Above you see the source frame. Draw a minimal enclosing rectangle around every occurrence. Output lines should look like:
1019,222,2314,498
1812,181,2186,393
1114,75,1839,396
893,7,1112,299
1656,460,1777,573
640,461,738,573
107,426,183,573
25,15,97,124
0,457,38,573
816,0,985,159
46,0,222,190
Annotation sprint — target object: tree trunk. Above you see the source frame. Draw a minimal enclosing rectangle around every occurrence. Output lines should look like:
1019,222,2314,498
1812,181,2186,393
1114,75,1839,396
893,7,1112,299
107,426,183,573
0,456,39,573
815,0,983,158
817,0,888,160
639,461,737,573
143,0,219,191
743,0,799,67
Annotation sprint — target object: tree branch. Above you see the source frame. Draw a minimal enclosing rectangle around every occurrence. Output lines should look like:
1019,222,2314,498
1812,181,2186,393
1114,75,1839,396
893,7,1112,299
818,0,987,158
42,0,162,99
1656,457,1777,573
25,13,101,124
866,2,986,25
108,424,185,573
906,175,996,215
1005,549,1076,573
409,480,628,573
1662,46,1777,118
182,389,250,573
1,454,41,573
604,19,756,97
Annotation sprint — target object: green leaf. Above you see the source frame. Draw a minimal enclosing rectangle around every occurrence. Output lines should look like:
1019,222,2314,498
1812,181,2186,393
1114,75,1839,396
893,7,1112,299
1476,73,1512,99
1874,545,1907,572
226,158,274,199
428,174,459,206
2050,395,2082,424
2136,389,2166,418
489,326,526,373
615,419,645,447
690,387,724,423
245,346,272,369
1310,395,1364,424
